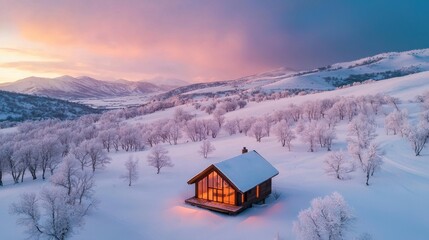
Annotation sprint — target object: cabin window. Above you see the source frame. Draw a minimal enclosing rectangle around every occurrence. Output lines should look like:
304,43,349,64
196,170,235,205
256,185,260,198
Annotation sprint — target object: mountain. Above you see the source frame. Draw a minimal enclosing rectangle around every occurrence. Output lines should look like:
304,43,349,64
158,48,429,99
0,90,100,124
142,77,189,89
0,75,165,100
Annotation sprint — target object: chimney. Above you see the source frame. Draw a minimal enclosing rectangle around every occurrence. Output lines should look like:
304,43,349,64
242,147,248,154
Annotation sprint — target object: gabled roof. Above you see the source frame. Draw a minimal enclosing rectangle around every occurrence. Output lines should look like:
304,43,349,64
187,150,279,193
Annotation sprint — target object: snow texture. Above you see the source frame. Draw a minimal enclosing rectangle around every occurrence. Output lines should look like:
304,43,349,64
213,150,279,192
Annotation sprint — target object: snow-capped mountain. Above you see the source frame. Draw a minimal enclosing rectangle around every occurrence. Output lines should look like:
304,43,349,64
0,75,165,100
142,77,189,89
159,48,429,99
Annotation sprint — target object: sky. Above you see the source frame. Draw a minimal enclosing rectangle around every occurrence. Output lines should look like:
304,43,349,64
0,0,429,84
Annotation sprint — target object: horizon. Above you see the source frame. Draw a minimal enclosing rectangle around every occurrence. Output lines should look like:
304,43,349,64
1,1,429,84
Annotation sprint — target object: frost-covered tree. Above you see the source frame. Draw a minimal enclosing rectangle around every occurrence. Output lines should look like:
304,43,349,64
12,141,35,182
213,108,226,127
162,120,182,145
240,117,254,136
249,119,267,142
356,143,383,186
224,119,238,135
10,187,94,240
147,146,173,174
384,110,408,136
121,157,139,186
199,140,216,158
263,115,273,137
82,139,110,172
273,120,296,151
98,128,117,152
71,143,91,171
347,114,377,162
405,120,429,156
50,156,95,204
207,120,220,138
324,151,354,180
299,121,318,152
293,192,354,240
173,108,193,123
35,135,62,180
0,135,13,186
185,119,206,142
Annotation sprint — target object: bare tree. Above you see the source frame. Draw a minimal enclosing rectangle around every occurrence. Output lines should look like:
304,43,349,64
50,156,95,205
224,119,238,135
0,135,13,186
273,120,296,151
10,187,94,240
36,135,62,180
299,121,318,152
293,192,354,240
121,157,139,186
324,151,354,180
405,120,429,156
85,139,111,172
384,110,408,136
199,140,216,158
147,146,173,174
357,143,383,186
249,119,267,142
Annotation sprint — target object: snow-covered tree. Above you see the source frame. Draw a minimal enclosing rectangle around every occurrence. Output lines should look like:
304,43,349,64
98,128,118,152
35,135,62,180
121,157,139,186
199,140,216,158
384,110,408,136
224,119,238,135
347,114,377,156
273,120,296,151
50,155,95,204
324,151,354,180
240,117,254,136
0,135,13,186
162,120,182,145
299,121,318,152
185,119,206,142
249,119,267,142
212,108,226,127
10,187,94,240
356,143,383,186
82,139,110,172
173,108,193,123
147,146,173,174
405,120,429,156
293,192,354,240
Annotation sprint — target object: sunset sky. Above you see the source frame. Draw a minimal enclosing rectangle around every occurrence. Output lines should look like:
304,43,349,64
1,0,428,84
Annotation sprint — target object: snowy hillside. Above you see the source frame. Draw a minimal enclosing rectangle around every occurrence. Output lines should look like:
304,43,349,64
159,48,429,98
0,75,165,100
1,71,429,240
0,90,100,124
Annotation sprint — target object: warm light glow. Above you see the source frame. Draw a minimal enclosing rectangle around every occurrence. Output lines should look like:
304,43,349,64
196,171,235,205
256,185,260,198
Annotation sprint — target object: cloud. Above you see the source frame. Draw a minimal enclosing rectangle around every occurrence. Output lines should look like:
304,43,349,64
0,0,429,83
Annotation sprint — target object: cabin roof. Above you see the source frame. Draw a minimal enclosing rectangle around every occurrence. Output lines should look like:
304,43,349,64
188,150,279,193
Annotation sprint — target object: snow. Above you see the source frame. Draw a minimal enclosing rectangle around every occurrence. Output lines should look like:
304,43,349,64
1,63,429,239
213,150,279,192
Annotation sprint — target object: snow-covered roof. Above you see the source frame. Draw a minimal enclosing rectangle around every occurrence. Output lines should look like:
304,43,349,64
213,150,279,192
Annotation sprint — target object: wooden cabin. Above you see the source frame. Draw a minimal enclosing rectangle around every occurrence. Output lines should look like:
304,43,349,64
185,149,279,215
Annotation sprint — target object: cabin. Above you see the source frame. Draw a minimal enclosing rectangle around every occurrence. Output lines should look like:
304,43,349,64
185,148,279,215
